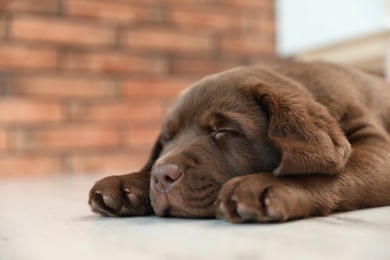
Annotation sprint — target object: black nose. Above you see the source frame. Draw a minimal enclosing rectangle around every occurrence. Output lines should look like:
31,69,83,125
152,164,182,193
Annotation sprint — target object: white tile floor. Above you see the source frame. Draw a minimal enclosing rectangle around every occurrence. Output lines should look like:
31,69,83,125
1,175,389,260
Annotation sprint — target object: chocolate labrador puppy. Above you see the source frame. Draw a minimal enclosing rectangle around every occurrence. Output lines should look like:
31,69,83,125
89,60,390,223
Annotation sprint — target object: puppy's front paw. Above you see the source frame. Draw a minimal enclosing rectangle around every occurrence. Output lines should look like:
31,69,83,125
88,172,151,217
216,174,291,223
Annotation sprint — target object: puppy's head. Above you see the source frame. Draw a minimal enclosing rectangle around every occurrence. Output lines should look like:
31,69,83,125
146,66,351,218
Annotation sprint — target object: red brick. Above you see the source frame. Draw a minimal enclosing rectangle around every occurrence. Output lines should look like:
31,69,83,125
11,16,114,46
240,12,275,33
122,29,214,53
0,45,57,70
258,18,275,34
0,129,6,151
0,0,59,13
221,36,275,55
121,78,192,98
13,76,116,98
170,9,275,33
0,98,62,124
217,0,273,9
125,127,161,148
0,155,62,177
83,0,214,6
136,0,213,5
11,125,120,151
70,101,165,123
66,0,156,23
70,152,150,174
169,9,237,30
62,52,166,75
171,59,235,75
0,17,5,39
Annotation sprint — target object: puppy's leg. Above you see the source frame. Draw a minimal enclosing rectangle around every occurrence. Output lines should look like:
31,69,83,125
216,132,390,223
89,172,151,217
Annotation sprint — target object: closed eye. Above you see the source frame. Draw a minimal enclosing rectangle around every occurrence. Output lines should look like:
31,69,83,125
212,129,235,140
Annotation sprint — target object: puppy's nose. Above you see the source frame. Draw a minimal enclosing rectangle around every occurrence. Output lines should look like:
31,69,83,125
152,164,182,193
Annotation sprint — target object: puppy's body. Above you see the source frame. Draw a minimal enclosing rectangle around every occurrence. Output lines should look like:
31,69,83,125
89,61,390,223
274,62,390,132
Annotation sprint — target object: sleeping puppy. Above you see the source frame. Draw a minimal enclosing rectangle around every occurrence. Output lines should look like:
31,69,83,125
88,60,390,223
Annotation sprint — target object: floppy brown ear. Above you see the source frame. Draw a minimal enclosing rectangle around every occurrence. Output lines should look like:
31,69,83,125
140,134,163,173
253,83,351,176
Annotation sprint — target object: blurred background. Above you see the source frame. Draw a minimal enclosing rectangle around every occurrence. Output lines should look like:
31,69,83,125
0,0,388,177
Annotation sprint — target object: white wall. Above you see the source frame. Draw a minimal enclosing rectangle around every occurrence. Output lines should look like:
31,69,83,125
276,0,388,56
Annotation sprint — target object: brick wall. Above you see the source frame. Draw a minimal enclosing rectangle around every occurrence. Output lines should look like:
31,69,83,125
0,0,275,177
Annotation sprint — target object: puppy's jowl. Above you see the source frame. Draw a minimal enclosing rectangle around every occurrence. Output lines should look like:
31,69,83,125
89,61,390,223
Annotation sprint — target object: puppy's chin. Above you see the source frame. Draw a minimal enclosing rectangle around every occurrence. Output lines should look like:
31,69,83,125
150,191,170,217
150,186,216,218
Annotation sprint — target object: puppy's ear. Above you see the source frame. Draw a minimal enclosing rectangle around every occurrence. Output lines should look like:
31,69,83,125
140,134,163,173
253,83,351,176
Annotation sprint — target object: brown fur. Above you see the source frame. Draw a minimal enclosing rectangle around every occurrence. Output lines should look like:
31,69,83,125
88,60,390,223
